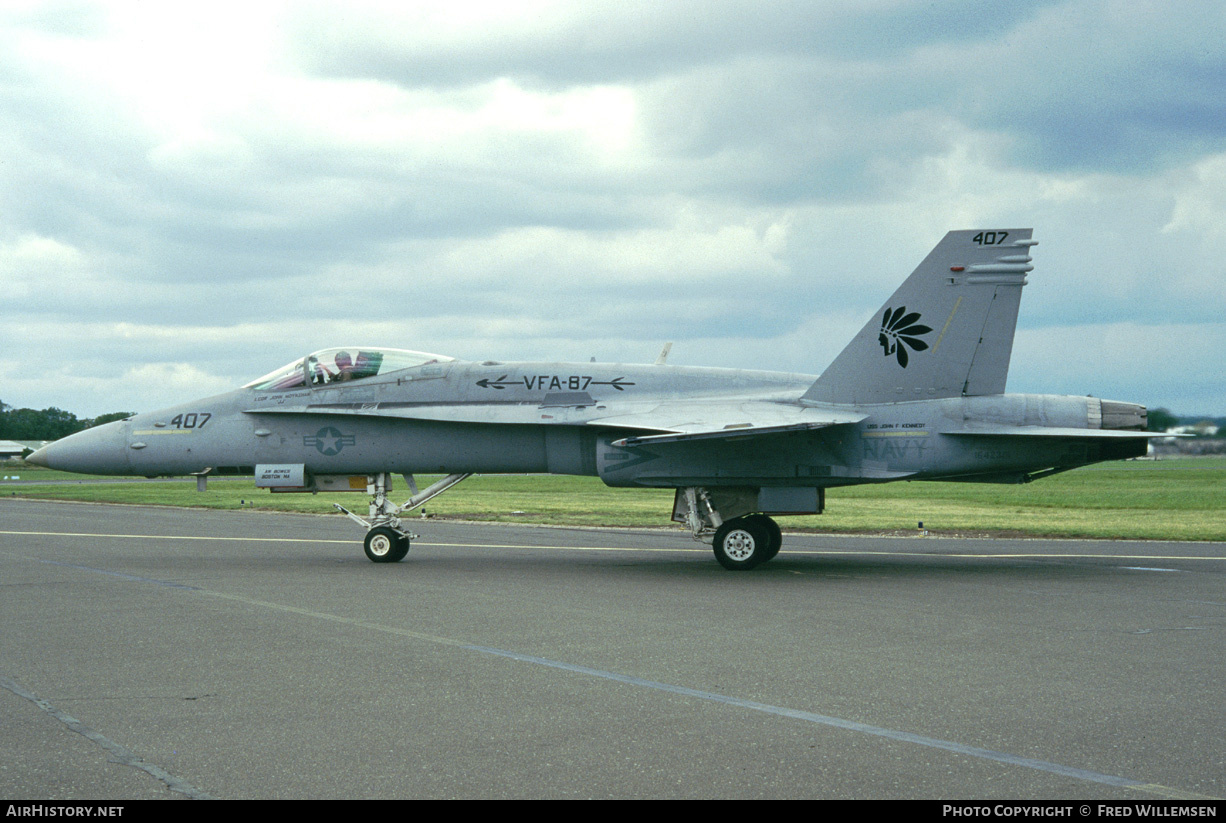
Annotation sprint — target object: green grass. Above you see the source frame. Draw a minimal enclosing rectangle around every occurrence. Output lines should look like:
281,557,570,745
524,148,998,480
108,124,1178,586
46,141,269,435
3,458,1224,541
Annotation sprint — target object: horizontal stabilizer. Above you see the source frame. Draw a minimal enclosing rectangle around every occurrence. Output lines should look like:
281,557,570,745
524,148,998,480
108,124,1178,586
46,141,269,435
944,426,1169,439
591,401,865,442
611,419,857,448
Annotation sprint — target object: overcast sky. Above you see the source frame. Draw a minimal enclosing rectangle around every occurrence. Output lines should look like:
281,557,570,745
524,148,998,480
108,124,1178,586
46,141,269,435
2,0,1224,418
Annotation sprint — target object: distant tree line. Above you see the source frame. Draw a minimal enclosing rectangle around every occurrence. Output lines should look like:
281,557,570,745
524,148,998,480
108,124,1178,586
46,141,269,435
1146,408,1179,432
1147,408,1225,436
0,401,132,442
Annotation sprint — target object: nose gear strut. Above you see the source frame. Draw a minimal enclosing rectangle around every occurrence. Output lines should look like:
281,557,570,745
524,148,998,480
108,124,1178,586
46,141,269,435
333,472,472,562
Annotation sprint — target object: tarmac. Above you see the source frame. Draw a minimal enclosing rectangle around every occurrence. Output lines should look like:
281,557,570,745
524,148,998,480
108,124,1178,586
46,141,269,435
1,498,1222,799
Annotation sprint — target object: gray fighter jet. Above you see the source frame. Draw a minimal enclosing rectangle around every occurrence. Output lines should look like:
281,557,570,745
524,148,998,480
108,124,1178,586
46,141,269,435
29,229,1159,569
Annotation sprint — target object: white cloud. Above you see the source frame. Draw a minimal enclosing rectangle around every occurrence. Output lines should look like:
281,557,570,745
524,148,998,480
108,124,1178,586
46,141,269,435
0,233,89,299
1,0,1223,418
1163,152,1226,242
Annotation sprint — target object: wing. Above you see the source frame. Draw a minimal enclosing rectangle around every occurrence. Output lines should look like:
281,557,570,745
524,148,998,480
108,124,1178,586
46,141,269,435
246,397,864,442
589,401,865,446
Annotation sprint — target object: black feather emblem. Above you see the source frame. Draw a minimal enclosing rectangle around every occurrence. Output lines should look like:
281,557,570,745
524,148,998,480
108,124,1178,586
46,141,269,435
877,306,933,368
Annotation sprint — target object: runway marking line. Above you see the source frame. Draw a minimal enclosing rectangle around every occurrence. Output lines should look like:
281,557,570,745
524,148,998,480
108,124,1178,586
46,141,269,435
3,529,1224,562
10,551,1221,800
0,675,213,799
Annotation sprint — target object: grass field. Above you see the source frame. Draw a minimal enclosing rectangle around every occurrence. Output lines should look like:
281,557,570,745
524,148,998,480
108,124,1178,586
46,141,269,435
3,458,1224,541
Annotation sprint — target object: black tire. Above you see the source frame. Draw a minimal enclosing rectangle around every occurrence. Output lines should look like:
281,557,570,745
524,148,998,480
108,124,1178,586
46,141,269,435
364,527,409,563
389,534,410,562
745,514,782,562
712,517,769,571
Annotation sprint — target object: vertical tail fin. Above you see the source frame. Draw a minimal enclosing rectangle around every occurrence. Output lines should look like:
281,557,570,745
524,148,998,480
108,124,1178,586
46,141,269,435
804,229,1035,405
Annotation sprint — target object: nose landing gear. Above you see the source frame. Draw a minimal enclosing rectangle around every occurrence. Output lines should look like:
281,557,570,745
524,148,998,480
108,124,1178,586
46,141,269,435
363,526,410,563
335,472,472,563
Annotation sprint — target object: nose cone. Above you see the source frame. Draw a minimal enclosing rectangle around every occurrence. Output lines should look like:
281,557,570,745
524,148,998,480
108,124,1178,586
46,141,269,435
24,445,50,467
26,420,132,475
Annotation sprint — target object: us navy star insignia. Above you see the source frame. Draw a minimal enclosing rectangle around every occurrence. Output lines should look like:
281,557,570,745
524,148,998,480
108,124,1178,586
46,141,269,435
304,426,355,455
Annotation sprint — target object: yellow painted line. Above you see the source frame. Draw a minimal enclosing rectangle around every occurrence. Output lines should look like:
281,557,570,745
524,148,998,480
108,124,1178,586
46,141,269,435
787,549,1226,561
1,529,350,544
0,529,695,553
2,530,1223,561
427,541,698,553
931,295,962,353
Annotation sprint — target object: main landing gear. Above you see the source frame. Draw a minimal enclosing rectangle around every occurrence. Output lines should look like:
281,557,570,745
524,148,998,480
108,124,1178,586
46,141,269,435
711,514,782,570
675,488,785,571
335,472,472,563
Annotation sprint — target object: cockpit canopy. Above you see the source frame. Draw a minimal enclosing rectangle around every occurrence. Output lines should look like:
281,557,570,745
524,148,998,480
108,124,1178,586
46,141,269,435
244,348,454,391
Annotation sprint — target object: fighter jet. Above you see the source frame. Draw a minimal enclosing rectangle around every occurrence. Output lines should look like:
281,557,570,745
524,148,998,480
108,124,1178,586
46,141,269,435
29,229,1159,569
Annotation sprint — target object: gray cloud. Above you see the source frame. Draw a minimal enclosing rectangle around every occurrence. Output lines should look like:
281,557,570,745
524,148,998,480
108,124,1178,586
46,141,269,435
1,1,1223,417
291,1,1056,88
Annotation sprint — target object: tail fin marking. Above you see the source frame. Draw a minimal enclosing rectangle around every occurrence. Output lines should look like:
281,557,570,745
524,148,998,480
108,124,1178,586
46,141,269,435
803,229,1034,405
